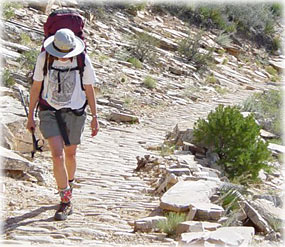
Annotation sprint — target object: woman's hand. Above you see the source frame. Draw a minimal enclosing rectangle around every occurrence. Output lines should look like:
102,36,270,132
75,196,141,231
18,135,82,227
91,117,99,137
27,117,36,133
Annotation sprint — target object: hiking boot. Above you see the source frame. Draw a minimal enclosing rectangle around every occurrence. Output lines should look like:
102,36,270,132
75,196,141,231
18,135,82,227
54,201,73,221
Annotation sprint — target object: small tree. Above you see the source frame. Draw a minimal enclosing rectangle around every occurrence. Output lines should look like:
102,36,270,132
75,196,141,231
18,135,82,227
178,31,214,72
130,32,158,63
193,105,271,181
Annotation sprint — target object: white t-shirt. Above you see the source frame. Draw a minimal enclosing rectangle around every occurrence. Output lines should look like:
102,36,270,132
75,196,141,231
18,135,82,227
33,51,98,110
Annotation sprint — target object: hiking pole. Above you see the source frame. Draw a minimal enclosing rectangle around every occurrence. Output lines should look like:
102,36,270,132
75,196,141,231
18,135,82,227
18,88,44,158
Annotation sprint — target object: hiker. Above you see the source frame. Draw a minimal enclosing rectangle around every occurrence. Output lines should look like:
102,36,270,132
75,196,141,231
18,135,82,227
26,28,99,220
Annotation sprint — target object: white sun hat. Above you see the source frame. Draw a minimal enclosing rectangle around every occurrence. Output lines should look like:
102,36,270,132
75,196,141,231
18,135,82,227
44,28,85,58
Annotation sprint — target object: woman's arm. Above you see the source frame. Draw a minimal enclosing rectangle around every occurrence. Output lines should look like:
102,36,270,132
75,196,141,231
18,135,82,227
26,80,42,132
84,84,99,137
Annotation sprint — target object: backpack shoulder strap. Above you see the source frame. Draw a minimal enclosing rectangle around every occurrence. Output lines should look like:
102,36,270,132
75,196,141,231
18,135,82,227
76,52,86,91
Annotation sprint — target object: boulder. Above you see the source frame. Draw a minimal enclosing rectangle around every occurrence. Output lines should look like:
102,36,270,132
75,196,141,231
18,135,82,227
179,226,254,247
251,199,285,232
188,202,225,221
241,201,271,234
108,112,139,123
160,180,219,212
0,146,33,172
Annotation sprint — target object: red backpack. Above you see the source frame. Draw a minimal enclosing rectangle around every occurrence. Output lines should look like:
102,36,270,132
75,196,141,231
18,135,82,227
39,9,86,111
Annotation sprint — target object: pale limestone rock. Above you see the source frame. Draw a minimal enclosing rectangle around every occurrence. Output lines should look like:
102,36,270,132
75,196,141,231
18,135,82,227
166,168,190,176
188,202,224,221
241,201,271,234
207,226,255,246
28,0,55,13
0,146,33,172
108,112,139,123
260,129,277,139
134,216,167,232
179,226,254,247
251,199,285,232
268,143,285,154
176,221,221,235
269,59,285,72
160,180,219,212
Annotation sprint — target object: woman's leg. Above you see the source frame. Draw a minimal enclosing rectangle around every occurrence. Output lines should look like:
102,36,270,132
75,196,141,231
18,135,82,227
48,135,68,190
64,144,78,181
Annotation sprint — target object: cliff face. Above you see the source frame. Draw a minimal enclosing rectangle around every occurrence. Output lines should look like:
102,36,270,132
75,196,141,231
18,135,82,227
1,2,283,246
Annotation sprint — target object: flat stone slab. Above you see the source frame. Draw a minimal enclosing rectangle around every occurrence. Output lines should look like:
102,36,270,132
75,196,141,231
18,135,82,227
176,221,221,235
160,180,219,212
134,216,167,232
189,202,225,221
179,226,255,247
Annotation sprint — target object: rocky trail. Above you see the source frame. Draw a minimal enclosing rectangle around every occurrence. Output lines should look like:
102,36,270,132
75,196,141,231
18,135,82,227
1,85,273,247
1,1,284,247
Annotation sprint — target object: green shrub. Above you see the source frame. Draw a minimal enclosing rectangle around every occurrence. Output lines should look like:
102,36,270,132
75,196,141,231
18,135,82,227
126,2,147,14
197,6,227,29
193,105,271,181
130,32,158,63
271,3,283,17
243,89,281,137
18,50,39,71
2,69,15,87
206,74,218,84
3,2,23,20
178,32,214,72
215,32,232,47
20,33,32,46
272,37,282,52
160,144,175,157
157,212,186,237
127,57,143,69
143,75,157,89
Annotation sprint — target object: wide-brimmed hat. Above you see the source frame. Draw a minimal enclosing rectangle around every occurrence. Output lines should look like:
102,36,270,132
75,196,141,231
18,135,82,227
44,28,85,58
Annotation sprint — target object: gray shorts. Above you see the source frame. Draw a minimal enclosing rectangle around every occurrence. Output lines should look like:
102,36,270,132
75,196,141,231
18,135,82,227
39,110,86,145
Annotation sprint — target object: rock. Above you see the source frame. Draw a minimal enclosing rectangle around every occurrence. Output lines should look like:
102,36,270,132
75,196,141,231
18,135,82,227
182,141,205,155
169,66,184,76
241,201,271,234
28,0,55,13
1,46,21,60
108,112,140,123
0,146,33,172
176,221,221,235
134,216,167,232
160,180,219,212
268,143,285,154
207,226,255,246
188,202,225,221
177,155,200,171
224,45,242,57
269,59,285,73
179,226,254,247
166,168,190,176
2,40,31,53
253,194,283,208
129,25,178,51
251,199,285,232
165,124,195,146
260,129,277,139
154,173,178,194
